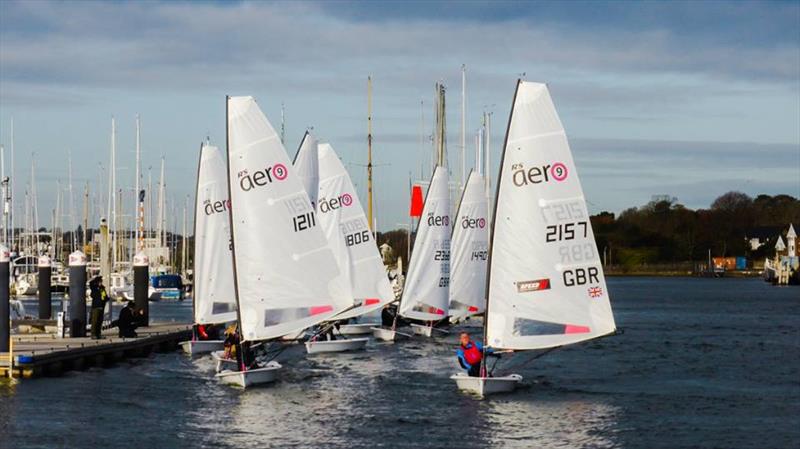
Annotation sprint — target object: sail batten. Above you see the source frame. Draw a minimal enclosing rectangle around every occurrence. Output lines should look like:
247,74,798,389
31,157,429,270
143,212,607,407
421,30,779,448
486,81,616,350
226,96,352,342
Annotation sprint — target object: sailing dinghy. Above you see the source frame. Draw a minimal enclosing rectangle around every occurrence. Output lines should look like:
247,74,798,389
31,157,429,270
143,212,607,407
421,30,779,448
451,80,616,397
180,141,237,356
301,141,394,353
448,169,489,324
395,165,451,338
215,96,353,388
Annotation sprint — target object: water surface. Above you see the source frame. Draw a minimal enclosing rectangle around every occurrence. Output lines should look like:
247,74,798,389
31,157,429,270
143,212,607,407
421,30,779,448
1,278,798,448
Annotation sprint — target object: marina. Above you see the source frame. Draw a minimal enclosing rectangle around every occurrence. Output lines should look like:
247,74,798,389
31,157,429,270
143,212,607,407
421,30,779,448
1,322,190,379
1,1,798,448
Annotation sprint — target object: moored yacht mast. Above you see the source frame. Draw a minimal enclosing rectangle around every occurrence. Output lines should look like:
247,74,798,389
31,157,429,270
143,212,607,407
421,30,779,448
367,76,374,233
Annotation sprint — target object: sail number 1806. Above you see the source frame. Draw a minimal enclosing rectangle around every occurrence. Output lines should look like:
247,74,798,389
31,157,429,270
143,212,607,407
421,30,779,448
346,230,370,247
546,221,588,242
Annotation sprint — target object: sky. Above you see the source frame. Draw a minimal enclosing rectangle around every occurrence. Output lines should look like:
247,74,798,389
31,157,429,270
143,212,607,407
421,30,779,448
1,0,798,233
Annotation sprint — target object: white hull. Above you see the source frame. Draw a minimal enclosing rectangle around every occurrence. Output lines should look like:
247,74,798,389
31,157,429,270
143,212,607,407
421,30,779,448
338,323,379,335
180,339,225,356
371,327,396,341
305,337,369,354
215,361,282,388
450,373,523,397
371,327,413,342
212,350,239,373
410,323,433,337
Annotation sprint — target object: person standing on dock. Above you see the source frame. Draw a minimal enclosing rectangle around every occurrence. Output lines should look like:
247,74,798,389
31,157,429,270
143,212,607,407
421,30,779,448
89,276,109,339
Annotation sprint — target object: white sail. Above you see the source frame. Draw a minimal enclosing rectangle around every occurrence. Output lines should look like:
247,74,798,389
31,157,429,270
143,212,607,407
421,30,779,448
486,81,616,350
193,142,237,325
293,131,320,208
317,142,394,320
399,165,451,321
227,96,353,342
449,169,489,320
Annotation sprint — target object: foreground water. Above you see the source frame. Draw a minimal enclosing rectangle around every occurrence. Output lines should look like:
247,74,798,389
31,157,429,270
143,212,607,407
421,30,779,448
1,277,798,448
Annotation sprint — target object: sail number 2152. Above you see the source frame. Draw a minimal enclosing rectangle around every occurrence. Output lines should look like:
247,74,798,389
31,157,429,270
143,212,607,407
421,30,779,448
545,221,588,242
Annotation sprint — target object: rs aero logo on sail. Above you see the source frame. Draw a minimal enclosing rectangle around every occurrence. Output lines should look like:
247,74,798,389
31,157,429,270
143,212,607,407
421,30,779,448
511,161,568,186
237,163,288,191
461,216,486,229
319,193,353,213
427,212,450,227
203,198,230,215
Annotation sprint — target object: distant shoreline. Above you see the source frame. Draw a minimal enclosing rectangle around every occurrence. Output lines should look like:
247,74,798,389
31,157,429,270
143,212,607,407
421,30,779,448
604,270,762,278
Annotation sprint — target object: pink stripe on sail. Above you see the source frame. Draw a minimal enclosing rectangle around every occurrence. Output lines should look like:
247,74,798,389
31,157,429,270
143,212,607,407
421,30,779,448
564,325,591,334
309,305,334,316
364,298,380,306
428,307,445,315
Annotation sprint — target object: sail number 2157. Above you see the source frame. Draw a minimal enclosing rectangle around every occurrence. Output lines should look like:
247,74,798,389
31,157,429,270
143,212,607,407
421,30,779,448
545,221,588,242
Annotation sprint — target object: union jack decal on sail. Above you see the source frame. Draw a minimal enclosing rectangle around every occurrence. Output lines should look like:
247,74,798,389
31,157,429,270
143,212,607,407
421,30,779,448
588,286,603,298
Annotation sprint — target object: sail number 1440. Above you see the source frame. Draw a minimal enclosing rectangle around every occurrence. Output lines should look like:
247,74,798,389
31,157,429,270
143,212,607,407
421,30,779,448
545,221,588,242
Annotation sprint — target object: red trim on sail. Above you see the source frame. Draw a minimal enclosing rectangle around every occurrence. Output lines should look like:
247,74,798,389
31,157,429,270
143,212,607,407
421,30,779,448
310,305,333,316
564,325,590,334
467,306,479,312
364,298,380,306
428,307,445,315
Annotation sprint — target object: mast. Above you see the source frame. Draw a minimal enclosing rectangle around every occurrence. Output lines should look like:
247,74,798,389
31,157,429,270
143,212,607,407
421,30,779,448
419,100,425,179
460,64,466,192
475,128,482,176
147,167,152,241
367,76,374,232
157,157,165,249
191,141,203,324
481,80,519,375
9,118,14,251
83,182,89,250
31,154,39,254
280,102,285,145
68,150,76,253
135,115,142,250
109,117,117,269
484,111,492,199
1,144,5,246
435,82,447,167
223,96,247,370
181,195,187,277
54,180,61,259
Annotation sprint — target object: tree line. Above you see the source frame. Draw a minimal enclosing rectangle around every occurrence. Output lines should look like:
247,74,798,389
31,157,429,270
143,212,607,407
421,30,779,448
377,192,800,271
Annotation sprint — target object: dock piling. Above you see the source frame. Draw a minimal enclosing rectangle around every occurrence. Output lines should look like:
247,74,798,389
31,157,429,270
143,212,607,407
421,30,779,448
38,255,52,319
1,245,10,353
68,251,87,338
134,251,149,326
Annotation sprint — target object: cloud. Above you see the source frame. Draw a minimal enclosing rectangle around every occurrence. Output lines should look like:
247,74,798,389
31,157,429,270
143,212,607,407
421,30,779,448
1,0,798,94
0,0,798,231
